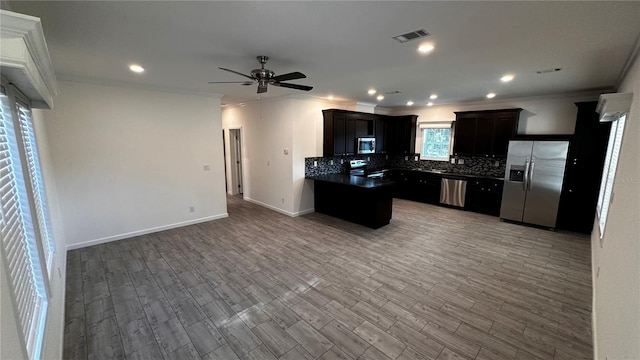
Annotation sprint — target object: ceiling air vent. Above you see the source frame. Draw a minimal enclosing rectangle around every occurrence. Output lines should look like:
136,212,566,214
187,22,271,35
393,29,430,43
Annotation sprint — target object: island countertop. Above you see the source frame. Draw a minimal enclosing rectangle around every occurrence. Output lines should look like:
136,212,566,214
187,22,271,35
305,174,395,189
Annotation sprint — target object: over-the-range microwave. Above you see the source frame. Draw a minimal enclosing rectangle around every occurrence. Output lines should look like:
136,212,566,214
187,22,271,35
357,137,376,154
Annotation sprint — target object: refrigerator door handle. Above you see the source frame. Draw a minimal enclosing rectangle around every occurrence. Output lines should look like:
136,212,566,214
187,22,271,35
523,157,530,191
529,157,535,191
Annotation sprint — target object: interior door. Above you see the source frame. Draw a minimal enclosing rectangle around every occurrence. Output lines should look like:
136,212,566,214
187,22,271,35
522,141,569,227
500,140,533,222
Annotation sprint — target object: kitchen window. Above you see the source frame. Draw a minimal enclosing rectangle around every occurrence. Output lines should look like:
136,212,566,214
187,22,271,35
596,112,626,238
419,121,453,161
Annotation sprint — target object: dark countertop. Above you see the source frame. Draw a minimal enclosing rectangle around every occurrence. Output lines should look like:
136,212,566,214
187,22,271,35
306,174,395,189
388,168,505,181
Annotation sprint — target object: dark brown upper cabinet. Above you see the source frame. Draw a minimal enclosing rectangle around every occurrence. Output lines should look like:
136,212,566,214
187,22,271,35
323,109,417,156
453,108,521,157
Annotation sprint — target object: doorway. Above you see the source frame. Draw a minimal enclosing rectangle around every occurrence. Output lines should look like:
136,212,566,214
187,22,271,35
228,128,244,195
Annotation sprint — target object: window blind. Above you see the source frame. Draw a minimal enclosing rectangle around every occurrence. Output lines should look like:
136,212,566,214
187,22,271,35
0,92,48,360
17,103,54,275
597,114,626,236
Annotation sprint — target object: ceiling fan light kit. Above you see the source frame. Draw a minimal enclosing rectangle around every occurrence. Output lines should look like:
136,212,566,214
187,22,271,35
209,56,313,94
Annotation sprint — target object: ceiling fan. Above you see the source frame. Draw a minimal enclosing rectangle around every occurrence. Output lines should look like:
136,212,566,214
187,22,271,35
208,56,313,94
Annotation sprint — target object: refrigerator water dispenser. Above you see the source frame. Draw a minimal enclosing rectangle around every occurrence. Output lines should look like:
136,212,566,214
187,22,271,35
508,165,525,182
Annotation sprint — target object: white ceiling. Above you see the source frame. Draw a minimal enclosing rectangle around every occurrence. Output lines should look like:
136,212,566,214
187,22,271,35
7,1,640,107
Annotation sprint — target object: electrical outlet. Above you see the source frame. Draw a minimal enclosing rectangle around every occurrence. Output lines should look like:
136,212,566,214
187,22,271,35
340,159,344,164
450,158,456,164
367,157,370,161
189,206,195,213
414,155,419,161
314,161,318,167
404,156,408,161
494,161,500,167
281,198,284,204
283,149,289,155
203,164,211,171
330,160,334,165
458,159,465,165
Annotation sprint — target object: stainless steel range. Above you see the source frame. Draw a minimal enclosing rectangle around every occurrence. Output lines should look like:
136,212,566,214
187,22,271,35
348,160,386,179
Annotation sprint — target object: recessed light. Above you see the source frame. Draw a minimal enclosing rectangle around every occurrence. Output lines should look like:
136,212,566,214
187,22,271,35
367,89,377,95
376,95,384,101
417,43,435,54
427,102,434,107
407,101,414,106
129,64,145,73
500,74,515,82
429,94,438,100
486,93,496,99
327,95,334,100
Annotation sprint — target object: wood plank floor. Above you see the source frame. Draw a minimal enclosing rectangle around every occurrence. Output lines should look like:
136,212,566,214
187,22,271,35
64,196,593,360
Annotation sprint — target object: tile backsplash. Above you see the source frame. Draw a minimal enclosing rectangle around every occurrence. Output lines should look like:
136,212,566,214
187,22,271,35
305,154,506,178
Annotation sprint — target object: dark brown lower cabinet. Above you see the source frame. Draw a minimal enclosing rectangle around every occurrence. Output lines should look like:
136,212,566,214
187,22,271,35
313,179,394,229
465,178,504,216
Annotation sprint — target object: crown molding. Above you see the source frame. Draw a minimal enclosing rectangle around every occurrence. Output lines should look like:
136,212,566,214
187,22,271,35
1,9,59,108
616,34,640,89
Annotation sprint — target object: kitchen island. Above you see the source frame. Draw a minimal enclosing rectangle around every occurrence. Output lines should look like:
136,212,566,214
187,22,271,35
306,174,395,229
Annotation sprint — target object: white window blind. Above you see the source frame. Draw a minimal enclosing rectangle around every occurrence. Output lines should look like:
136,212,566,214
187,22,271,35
0,91,48,360
597,113,626,237
419,122,453,161
17,103,55,275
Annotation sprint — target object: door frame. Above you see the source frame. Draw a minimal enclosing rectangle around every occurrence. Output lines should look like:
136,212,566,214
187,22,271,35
227,127,244,197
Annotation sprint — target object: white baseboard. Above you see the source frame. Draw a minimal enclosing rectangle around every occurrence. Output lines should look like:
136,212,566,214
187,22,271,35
66,213,229,250
244,197,314,217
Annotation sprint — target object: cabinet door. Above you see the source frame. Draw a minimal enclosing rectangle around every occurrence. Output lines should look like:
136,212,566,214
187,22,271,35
453,116,476,156
345,118,356,155
333,115,347,155
491,113,518,157
474,115,493,157
375,118,386,153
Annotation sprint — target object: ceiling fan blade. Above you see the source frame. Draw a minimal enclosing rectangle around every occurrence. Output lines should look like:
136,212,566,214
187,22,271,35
272,82,313,91
272,71,306,82
219,67,255,80
257,84,268,93
208,81,255,85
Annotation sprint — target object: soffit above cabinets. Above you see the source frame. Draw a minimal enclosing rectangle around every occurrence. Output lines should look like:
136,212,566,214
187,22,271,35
1,10,59,109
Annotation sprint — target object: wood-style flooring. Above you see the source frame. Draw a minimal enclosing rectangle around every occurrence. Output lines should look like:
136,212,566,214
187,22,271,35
64,195,593,360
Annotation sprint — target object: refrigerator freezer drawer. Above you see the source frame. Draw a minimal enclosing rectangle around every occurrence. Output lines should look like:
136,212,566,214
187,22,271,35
440,178,467,207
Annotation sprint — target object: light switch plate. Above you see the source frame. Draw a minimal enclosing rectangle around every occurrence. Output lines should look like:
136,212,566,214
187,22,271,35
283,149,289,155
458,159,465,165
450,158,456,164
313,161,318,167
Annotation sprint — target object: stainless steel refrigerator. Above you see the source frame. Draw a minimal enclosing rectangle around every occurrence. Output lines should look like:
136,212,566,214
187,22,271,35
500,140,569,228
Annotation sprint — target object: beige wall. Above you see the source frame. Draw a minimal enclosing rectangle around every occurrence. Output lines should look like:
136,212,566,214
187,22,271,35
591,52,640,359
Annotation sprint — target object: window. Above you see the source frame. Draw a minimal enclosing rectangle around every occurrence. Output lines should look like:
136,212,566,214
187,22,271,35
0,85,50,360
596,113,626,237
419,122,453,161
17,103,55,275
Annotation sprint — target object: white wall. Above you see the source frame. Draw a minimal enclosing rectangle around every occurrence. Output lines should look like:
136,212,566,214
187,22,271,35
222,96,338,216
591,52,640,360
40,81,228,249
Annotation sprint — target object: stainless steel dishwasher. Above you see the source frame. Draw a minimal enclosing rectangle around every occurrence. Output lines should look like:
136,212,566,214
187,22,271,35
440,177,467,207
